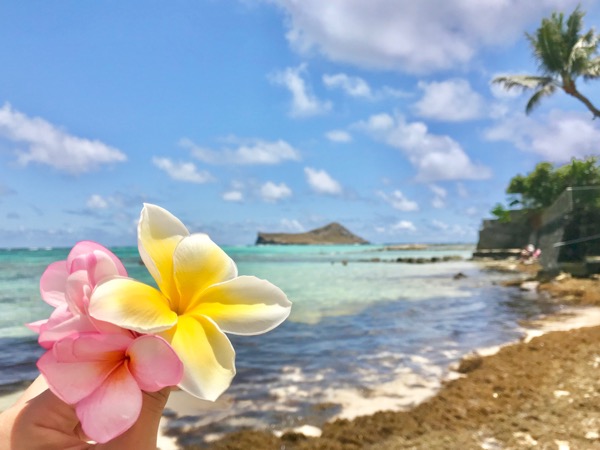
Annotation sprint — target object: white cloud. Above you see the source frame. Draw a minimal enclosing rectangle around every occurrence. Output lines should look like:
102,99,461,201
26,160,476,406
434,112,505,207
322,73,373,98
223,190,244,202
357,113,492,182
304,167,342,195
280,218,305,232
413,79,485,121
0,103,126,174
484,110,600,163
271,0,578,73
260,181,292,202
392,220,416,232
432,219,449,230
181,137,301,165
429,184,447,208
86,194,109,210
465,206,478,216
377,190,419,211
269,64,332,117
456,182,468,198
326,129,353,143
152,157,215,183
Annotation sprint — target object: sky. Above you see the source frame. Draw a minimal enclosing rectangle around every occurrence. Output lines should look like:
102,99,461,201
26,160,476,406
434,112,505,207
2,0,600,248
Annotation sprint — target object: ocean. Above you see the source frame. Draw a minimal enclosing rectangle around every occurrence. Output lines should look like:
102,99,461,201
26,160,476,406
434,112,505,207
0,244,558,444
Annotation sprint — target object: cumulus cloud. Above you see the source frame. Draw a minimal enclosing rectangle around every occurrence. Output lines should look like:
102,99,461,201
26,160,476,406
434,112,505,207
222,190,244,202
86,194,109,210
326,130,352,143
280,218,305,232
484,110,600,163
304,167,342,195
270,0,578,73
357,113,492,182
377,190,419,211
260,181,292,202
392,220,416,232
152,157,215,183
413,79,485,121
322,73,373,98
269,64,332,117
0,103,126,174
429,184,447,208
180,137,301,165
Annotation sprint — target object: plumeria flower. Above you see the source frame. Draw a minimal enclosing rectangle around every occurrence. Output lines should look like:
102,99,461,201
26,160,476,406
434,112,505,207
37,331,183,443
28,241,129,348
89,203,292,401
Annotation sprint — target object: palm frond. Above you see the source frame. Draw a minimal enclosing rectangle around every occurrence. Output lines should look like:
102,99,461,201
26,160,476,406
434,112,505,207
525,84,557,114
492,75,555,91
582,56,600,79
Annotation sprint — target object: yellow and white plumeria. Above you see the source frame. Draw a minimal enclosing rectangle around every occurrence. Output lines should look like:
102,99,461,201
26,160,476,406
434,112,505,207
89,204,291,401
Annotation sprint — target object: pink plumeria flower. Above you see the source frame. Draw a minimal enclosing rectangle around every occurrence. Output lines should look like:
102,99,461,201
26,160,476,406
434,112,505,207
28,241,129,348
90,204,292,401
37,332,183,443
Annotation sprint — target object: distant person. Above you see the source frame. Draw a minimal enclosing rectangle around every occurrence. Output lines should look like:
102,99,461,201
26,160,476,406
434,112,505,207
520,244,540,264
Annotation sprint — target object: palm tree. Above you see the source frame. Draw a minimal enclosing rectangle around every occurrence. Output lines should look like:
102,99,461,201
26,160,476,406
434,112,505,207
493,7,600,118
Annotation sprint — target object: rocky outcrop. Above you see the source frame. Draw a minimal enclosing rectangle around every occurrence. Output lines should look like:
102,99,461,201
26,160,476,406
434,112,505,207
256,222,369,245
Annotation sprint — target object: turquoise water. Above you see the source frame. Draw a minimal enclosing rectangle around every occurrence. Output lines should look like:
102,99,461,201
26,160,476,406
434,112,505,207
0,244,558,442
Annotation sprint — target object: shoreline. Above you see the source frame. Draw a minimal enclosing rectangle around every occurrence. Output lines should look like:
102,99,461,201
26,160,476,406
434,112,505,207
3,259,600,449
195,260,600,449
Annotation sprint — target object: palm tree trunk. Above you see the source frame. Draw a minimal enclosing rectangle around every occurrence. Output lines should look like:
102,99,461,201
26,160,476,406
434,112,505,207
563,81,600,118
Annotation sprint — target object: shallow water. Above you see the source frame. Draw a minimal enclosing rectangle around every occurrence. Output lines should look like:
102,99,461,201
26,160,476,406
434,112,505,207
0,244,558,442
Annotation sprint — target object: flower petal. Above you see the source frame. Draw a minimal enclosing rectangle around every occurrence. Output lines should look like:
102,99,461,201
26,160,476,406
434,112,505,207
38,345,117,404
67,241,127,277
138,203,188,301
127,335,183,392
55,333,132,363
37,304,96,349
65,270,91,315
162,315,235,401
76,364,142,444
190,276,292,335
173,234,237,313
39,261,69,307
89,278,177,333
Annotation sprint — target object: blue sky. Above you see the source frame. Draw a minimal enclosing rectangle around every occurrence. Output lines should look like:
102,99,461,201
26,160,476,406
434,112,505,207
2,0,600,247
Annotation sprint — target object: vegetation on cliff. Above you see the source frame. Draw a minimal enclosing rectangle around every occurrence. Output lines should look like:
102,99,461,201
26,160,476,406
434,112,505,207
491,156,600,221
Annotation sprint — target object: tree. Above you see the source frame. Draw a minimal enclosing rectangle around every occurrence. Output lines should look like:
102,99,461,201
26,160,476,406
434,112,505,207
493,7,600,117
492,157,600,219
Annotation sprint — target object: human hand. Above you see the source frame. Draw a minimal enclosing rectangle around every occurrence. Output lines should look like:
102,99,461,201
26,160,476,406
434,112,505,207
0,376,170,450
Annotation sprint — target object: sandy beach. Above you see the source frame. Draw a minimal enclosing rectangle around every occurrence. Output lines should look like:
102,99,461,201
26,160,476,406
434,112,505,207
188,261,600,450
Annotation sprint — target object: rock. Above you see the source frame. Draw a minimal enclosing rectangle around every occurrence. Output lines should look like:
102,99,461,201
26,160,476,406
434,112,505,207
520,281,540,291
453,272,467,280
256,222,369,245
455,353,483,374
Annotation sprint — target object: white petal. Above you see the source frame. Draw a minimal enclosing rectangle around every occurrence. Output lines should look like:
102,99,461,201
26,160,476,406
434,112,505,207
190,276,291,336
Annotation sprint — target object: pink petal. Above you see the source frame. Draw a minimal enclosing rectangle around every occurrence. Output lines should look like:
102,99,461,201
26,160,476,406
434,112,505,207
54,333,132,363
65,271,91,315
67,241,127,277
38,305,95,349
89,250,126,285
127,335,183,392
39,261,69,307
37,346,118,404
76,364,142,443
26,319,47,333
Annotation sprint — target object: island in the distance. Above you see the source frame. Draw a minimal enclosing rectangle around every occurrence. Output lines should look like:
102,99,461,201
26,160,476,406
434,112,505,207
256,222,369,245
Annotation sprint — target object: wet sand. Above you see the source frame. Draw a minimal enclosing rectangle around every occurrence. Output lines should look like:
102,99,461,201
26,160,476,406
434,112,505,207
187,262,600,450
